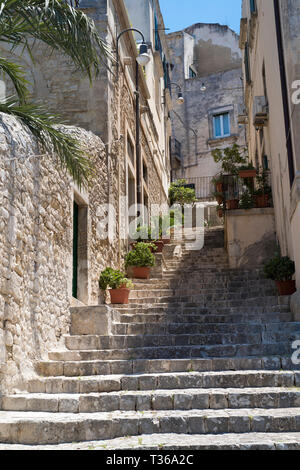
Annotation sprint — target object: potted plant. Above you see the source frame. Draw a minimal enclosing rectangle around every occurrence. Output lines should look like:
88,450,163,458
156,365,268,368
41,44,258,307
264,255,296,296
226,198,239,210
213,191,223,205
254,168,272,208
125,242,156,279
212,144,248,176
239,190,254,210
99,268,134,304
212,173,224,193
238,163,257,179
130,226,158,253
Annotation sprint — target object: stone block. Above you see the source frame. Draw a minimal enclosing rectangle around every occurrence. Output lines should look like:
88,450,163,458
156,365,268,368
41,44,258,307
70,305,115,335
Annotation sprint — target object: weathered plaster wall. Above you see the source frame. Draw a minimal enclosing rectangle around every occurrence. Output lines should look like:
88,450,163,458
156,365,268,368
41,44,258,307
0,114,120,393
225,208,277,269
184,23,242,77
167,24,245,180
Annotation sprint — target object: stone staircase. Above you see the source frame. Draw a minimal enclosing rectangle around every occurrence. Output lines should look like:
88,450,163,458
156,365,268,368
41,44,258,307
0,227,300,449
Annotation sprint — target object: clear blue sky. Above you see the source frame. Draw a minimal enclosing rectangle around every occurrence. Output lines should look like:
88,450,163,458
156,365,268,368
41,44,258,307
159,0,242,35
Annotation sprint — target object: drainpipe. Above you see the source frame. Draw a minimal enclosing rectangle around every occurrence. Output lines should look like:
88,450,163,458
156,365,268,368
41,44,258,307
135,62,142,210
273,0,295,187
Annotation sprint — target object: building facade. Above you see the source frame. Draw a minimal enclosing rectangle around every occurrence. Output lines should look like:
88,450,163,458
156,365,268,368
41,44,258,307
0,0,173,392
240,0,300,312
167,23,246,198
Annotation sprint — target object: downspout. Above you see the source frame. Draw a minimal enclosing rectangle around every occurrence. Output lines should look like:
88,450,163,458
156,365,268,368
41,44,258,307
273,0,295,187
135,62,142,211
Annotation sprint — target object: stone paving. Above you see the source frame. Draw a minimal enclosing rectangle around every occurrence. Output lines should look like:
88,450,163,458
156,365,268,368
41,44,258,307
0,228,300,448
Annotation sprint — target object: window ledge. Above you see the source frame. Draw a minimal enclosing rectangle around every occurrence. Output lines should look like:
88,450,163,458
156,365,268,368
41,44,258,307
207,135,238,147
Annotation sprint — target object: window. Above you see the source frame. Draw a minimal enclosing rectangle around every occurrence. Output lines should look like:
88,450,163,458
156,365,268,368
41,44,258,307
213,113,230,138
127,134,135,166
244,42,251,84
250,0,257,14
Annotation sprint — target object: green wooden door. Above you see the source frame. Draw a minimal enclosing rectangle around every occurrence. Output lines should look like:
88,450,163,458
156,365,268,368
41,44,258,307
72,201,79,298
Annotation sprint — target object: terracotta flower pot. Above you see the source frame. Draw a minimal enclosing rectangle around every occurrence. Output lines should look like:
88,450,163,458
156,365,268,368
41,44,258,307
132,266,151,279
239,169,257,178
276,280,296,296
216,196,223,205
153,241,164,253
226,199,239,210
216,182,223,193
161,238,171,244
254,194,269,208
217,209,223,218
109,287,130,304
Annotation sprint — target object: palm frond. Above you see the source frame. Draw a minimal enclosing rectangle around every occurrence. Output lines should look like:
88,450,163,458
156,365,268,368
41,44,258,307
0,57,29,102
0,0,111,80
0,96,93,187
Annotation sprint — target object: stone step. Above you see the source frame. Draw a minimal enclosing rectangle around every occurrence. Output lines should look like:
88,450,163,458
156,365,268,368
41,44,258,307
115,304,290,315
114,312,293,326
125,296,284,307
3,387,300,413
1,408,300,444
112,321,299,335
27,370,300,395
38,340,294,366
11,432,298,450
59,328,300,352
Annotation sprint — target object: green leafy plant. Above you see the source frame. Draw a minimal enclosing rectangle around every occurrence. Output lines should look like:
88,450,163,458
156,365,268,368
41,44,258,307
239,190,254,209
264,255,295,281
238,163,256,171
99,268,133,290
254,168,272,196
169,180,197,206
212,144,248,175
0,0,110,187
125,242,156,268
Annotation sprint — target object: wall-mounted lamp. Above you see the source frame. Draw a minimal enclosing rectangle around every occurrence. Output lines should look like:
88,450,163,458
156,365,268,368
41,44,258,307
200,83,207,92
116,28,150,78
171,82,184,104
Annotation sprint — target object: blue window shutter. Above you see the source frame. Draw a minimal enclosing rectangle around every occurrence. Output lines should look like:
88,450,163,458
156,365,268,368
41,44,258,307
214,116,221,137
223,113,230,135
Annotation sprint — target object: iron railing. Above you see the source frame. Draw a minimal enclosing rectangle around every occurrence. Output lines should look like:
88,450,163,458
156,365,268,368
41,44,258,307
179,177,215,201
220,172,273,211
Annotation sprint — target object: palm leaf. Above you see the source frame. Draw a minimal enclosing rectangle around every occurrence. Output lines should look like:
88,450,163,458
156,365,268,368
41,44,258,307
0,96,93,187
0,57,29,102
0,0,111,80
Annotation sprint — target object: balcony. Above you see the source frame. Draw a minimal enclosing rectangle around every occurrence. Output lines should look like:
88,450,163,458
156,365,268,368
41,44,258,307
177,177,215,201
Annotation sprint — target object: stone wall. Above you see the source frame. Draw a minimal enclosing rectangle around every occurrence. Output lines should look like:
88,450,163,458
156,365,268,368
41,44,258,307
0,114,120,393
225,208,277,269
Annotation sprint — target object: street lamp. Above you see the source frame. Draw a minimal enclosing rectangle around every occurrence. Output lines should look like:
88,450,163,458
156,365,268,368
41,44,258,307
171,82,184,104
115,28,150,210
116,28,150,78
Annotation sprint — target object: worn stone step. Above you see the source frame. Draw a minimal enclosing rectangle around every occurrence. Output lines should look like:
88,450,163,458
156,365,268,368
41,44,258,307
126,295,282,307
59,329,300,352
3,387,300,413
27,370,300,395
114,312,293,326
112,321,299,336
47,341,298,361
115,304,290,315
62,331,286,350
10,432,299,450
1,408,300,444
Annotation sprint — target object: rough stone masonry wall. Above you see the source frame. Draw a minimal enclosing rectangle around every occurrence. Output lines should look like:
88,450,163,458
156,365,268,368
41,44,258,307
0,114,120,394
